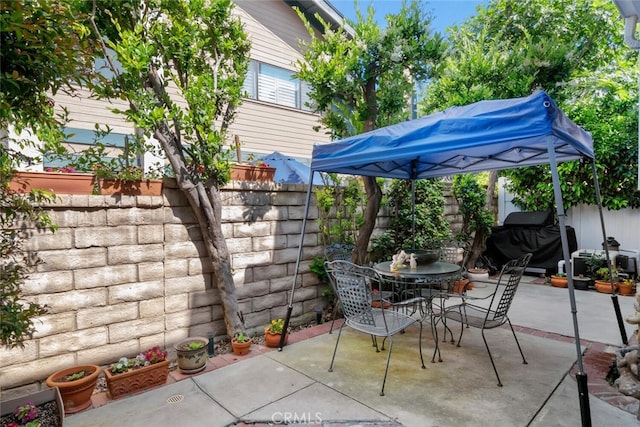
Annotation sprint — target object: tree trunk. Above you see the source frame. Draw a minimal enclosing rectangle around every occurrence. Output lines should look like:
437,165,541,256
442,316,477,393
153,128,244,337
353,175,382,265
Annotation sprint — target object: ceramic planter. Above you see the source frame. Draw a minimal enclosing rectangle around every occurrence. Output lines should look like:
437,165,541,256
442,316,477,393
104,359,170,399
572,276,591,291
9,171,96,195
230,164,275,182
45,364,101,414
231,338,252,356
174,337,209,374
0,387,64,426
466,268,489,290
98,178,163,196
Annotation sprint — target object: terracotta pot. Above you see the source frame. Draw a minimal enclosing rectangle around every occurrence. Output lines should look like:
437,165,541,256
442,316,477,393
9,171,96,195
550,276,568,288
618,285,634,296
98,178,163,196
466,268,489,289
231,338,252,356
452,279,470,294
371,300,392,309
174,337,209,374
45,364,101,414
264,326,288,348
104,359,169,399
230,164,275,182
594,280,618,294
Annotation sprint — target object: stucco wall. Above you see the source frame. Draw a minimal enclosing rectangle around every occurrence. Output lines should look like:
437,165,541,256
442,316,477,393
0,179,462,398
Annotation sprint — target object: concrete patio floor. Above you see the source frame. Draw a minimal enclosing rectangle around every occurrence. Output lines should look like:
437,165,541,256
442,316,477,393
64,275,639,426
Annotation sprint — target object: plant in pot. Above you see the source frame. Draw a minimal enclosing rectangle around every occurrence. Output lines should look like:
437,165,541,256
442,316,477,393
618,278,635,296
264,318,289,348
104,346,169,399
550,272,568,288
572,274,592,291
174,336,209,374
45,364,101,414
594,266,620,294
0,388,64,426
231,332,252,356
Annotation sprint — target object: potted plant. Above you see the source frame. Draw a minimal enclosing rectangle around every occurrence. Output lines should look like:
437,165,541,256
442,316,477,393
174,336,209,374
45,364,101,414
231,332,252,356
594,266,619,294
572,274,592,291
230,161,276,182
9,167,96,195
103,346,169,399
0,388,64,426
550,272,568,288
618,278,635,296
264,318,289,348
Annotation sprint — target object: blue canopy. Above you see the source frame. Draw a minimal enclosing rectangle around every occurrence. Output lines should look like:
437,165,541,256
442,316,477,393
311,91,593,178
258,151,326,185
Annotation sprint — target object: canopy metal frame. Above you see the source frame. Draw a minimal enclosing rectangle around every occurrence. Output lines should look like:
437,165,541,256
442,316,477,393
279,91,624,427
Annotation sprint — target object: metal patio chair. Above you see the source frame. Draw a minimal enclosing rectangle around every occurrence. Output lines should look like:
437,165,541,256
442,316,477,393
324,243,355,333
325,260,425,396
442,253,532,386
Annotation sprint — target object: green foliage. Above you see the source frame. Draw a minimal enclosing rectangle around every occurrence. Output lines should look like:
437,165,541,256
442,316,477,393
233,332,249,343
309,256,329,284
64,370,86,381
314,174,364,247
186,341,204,350
423,0,638,211
452,174,493,241
87,0,250,187
0,0,98,134
371,179,450,261
0,149,54,348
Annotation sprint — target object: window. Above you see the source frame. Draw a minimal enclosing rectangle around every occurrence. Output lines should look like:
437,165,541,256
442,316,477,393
243,60,312,111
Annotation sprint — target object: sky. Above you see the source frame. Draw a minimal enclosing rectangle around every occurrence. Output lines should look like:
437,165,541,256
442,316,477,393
330,0,488,35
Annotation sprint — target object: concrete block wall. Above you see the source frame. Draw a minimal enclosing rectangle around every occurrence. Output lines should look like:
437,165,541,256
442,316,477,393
0,178,462,398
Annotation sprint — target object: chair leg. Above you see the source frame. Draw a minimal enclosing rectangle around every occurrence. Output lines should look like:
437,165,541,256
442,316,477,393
380,336,394,396
328,323,345,373
507,318,528,365
418,320,425,369
480,328,503,387
430,313,442,363
329,300,341,334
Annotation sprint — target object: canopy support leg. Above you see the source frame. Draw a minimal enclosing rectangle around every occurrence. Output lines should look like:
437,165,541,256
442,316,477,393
547,138,590,426
280,171,316,350
591,160,628,345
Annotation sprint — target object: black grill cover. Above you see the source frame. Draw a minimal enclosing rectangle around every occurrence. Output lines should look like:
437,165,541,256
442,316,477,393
483,224,577,272
502,211,554,227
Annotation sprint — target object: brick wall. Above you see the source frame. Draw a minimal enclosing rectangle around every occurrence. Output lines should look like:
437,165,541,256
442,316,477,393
0,178,462,397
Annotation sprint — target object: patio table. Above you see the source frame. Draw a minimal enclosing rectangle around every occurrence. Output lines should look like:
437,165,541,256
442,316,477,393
374,260,463,362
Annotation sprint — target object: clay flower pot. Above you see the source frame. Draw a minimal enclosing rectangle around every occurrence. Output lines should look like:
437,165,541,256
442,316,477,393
264,326,288,348
550,275,568,288
594,280,618,294
231,337,252,356
45,364,101,414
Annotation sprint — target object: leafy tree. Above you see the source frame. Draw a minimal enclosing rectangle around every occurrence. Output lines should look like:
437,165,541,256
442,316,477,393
420,0,637,260
1,0,97,140
87,0,250,336
370,178,450,262
295,0,444,264
0,0,96,347
422,0,637,212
